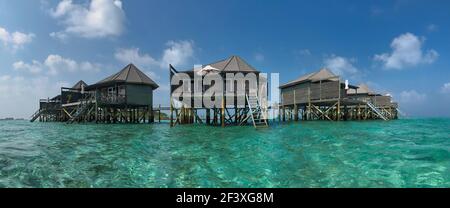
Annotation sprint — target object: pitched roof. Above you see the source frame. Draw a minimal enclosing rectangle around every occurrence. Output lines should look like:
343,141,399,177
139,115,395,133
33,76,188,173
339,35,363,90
90,64,159,89
280,68,338,88
71,80,87,90
185,55,260,73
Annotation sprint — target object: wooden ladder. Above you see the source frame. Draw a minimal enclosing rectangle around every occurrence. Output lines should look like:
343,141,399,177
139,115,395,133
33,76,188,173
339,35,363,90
367,102,388,121
243,94,269,128
67,94,95,124
30,109,46,122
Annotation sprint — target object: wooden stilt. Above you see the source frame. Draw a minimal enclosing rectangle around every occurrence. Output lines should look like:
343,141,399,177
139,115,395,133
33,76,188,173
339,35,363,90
294,104,298,121
158,104,161,123
206,109,211,125
221,98,225,127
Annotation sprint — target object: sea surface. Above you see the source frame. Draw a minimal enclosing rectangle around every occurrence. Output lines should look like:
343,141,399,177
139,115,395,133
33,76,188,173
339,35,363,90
0,119,449,188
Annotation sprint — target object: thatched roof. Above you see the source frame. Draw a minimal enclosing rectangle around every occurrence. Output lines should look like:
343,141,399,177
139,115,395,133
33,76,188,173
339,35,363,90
71,80,87,90
182,55,260,74
280,68,339,89
88,64,159,89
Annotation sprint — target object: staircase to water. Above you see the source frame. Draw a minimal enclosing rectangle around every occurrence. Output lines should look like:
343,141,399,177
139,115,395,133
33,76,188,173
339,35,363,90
366,102,388,121
67,95,95,124
30,109,46,122
241,94,269,128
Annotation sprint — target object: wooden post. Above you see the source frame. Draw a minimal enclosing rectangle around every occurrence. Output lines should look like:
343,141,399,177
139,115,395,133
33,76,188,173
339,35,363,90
213,108,217,125
337,80,341,121
179,107,183,124
113,108,117,123
278,106,281,122
343,105,347,121
337,101,341,121
136,108,139,123
206,109,211,125
158,104,161,123
235,106,238,125
170,101,174,127
150,105,154,123
294,104,298,121
104,107,107,123
221,97,225,127
95,104,98,123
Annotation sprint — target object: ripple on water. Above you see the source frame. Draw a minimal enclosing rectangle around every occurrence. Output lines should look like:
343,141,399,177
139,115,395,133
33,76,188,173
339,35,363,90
0,118,449,188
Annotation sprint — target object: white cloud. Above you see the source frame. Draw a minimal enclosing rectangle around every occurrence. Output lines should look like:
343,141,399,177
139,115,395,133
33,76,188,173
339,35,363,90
297,49,311,56
114,48,158,67
0,26,35,49
13,60,43,74
160,40,194,68
49,31,69,41
398,90,426,103
45,54,78,75
13,54,101,76
114,40,195,80
374,33,439,70
441,83,450,94
50,0,125,39
324,55,359,77
144,71,161,80
0,75,65,118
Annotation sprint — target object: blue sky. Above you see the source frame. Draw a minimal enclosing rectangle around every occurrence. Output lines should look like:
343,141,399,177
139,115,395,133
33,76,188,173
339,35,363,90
1,0,449,118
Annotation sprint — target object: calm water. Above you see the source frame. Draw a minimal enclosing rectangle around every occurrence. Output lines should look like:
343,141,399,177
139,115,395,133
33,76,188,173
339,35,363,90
0,119,449,188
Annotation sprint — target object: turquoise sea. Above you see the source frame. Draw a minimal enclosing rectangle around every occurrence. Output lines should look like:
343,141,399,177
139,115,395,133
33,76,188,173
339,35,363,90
0,119,449,188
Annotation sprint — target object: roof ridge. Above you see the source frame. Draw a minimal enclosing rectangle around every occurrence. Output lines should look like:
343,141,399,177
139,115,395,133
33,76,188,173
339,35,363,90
222,56,235,71
204,57,228,68
236,56,258,72
135,66,148,83
124,64,132,81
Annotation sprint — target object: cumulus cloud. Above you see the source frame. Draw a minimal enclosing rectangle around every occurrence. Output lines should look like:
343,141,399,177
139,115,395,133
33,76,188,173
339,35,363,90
398,90,427,103
50,0,125,39
374,33,438,70
114,48,158,67
115,40,195,74
0,26,35,50
13,54,101,76
160,40,195,68
143,70,161,80
49,31,69,41
0,75,66,118
324,55,359,77
441,83,450,94
13,61,43,74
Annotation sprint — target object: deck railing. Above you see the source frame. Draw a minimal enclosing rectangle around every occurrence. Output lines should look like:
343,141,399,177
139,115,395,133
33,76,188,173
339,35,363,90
97,94,126,104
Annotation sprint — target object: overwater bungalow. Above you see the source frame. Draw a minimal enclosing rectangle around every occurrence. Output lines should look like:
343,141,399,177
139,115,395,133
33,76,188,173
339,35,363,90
347,84,394,106
169,55,269,128
31,80,85,122
31,64,159,124
279,69,398,121
347,84,398,119
31,57,398,125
